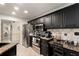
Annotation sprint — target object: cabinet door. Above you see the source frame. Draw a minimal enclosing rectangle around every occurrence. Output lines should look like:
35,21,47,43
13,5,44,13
39,17,45,24
73,4,79,27
51,13,56,28
35,17,44,24
63,4,79,28
55,11,63,28
30,20,34,25
35,19,39,24
33,20,37,25
51,10,63,28
44,15,52,28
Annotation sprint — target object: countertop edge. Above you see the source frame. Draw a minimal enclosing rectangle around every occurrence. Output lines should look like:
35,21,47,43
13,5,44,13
0,42,18,55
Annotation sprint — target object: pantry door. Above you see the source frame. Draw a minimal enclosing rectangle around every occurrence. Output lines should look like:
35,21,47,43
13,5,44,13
1,20,12,43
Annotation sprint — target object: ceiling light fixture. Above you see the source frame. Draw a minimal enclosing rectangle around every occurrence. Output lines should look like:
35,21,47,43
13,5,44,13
0,3,5,5
14,6,19,10
24,10,28,14
12,12,16,15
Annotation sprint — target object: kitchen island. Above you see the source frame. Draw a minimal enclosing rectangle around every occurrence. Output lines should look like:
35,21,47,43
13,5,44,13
40,37,53,56
0,42,18,56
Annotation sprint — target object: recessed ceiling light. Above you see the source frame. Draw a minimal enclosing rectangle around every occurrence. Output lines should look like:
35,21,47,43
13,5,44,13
24,10,28,14
12,12,16,15
14,6,19,10
0,3,5,5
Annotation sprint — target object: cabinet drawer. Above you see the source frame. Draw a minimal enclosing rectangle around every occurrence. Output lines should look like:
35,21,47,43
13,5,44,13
41,44,48,48
63,48,79,56
68,50,79,56
54,52,63,56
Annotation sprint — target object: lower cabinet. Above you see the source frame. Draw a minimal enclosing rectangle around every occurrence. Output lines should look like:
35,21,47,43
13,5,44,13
40,40,79,56
53,42,63,56
63,48,79,56
0,45,17,56
40,38,53,56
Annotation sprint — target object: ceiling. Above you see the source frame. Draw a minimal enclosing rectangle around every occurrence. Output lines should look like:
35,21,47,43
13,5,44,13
0,3,74,20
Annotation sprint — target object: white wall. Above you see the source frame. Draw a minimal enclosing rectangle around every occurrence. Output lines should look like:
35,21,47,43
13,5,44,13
0,15,28,44
48,29,79,43
31,3,74,20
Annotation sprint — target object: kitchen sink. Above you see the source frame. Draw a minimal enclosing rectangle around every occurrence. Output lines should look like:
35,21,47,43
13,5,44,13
0,43,9,47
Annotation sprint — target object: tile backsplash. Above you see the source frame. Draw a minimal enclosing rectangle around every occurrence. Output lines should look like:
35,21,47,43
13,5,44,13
48,29,79,42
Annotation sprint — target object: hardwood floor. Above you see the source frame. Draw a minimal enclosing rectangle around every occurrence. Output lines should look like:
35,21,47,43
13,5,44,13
17,44,41,56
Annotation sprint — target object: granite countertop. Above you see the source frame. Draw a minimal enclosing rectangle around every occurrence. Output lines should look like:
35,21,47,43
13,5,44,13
49,40,79,52
63,43,79,52
0,42,18,55
30,34,53,40
40,37,53,40
49,41,54,44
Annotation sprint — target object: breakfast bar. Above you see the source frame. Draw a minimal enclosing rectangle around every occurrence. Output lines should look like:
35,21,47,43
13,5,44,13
0,42,18,56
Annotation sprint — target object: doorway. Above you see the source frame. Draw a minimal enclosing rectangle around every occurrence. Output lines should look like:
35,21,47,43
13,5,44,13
1,20,12,43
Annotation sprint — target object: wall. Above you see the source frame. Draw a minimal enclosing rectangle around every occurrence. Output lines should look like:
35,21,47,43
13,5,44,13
0,15,27,44
31,3,74,20
48,29,79,43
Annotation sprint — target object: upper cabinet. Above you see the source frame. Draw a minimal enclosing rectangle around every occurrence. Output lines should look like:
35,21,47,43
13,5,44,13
29,20,34,25
44,15,52,28
33,20,37,25
32,17,45,24
37,17,44,24
63,4,79,28
51,10,63,28
63,4,76,28
73,4,79,27
35,19,39,24
39,17,45,24
29,4,79,29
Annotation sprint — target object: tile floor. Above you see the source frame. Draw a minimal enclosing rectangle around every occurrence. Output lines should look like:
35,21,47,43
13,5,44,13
17,44,41,56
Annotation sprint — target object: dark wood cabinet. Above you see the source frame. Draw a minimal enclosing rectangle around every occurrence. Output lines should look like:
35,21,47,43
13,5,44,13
40,39,50,56
31,17,45,25
63,48,79,56
29,20,33,25
39,17,45,24
51,13,56,28
44,15,52,28
35,19,39,24
63,4,76,28
72,4,79,27
0,45,17,56
49,42,79,56
62,4,79,28
53,42,63,56
30,20,36,25
29,4,79,28
40,38,53,56
51,10,63,28
34,20,37,25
